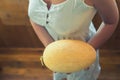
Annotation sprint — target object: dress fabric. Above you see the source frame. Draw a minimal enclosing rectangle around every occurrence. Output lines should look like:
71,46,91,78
28,0,101,80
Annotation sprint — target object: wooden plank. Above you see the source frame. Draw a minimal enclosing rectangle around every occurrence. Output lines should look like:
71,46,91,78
0,25,44,48
100,57,120,64
0,0,29,25
0,49,120,80
0,48,44,53
0,51,42,62
0,54,41,62
0,67,52,80
0,61,42,68
1,67,52,77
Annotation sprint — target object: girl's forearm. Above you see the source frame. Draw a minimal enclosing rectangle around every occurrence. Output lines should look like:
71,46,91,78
88,22,118,49
30,20,54,47
90,0,119,49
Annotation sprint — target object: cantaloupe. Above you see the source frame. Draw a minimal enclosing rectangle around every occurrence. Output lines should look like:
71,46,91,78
41,40,96,73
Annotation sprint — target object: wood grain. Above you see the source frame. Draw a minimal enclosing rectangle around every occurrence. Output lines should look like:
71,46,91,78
0,48,120,80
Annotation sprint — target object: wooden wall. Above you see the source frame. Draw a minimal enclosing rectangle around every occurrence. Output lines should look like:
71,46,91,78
0,0,120,49
0,0,43,48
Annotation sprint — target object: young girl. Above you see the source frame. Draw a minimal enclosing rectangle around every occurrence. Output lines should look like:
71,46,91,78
28,0,119,80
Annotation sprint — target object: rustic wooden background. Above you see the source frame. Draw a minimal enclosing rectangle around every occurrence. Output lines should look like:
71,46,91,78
0,49,119,80
0,0,120,49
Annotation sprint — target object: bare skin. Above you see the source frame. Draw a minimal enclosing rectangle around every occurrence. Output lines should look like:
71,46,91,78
88,0,119,49
30,20,54,47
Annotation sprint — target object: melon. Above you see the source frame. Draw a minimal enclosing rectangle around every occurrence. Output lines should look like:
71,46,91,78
42,40,96,73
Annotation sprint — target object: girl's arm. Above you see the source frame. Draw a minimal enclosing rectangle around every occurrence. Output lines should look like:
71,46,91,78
88,0,119,49
30,20,54,47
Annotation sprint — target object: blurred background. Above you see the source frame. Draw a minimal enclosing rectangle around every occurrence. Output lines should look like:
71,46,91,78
0,0,120,80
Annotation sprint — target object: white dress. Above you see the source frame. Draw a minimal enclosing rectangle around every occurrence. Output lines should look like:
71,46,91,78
28,0,101,80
